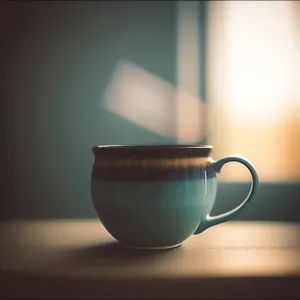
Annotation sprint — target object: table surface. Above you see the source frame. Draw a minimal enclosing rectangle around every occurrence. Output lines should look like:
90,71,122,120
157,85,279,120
1,220,300,299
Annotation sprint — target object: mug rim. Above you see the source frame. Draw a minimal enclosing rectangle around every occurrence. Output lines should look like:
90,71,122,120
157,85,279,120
93,144,213,149
92,144,213,159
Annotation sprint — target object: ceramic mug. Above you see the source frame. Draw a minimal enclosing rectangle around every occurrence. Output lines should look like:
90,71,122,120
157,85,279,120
91,145,259,250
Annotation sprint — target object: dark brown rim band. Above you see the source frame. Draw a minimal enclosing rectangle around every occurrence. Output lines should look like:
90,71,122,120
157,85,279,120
94,157,214,168
92,145,215,181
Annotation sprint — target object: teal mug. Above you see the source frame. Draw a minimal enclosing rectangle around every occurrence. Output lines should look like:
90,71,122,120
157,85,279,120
91,145,259,249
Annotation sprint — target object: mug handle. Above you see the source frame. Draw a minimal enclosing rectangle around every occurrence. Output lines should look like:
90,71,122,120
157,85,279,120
194,155,259,234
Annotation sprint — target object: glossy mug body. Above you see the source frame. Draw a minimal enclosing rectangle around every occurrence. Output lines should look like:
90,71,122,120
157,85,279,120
91,145,259,249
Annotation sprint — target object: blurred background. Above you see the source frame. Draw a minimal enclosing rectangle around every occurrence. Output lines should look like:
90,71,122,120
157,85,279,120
2,1,300,221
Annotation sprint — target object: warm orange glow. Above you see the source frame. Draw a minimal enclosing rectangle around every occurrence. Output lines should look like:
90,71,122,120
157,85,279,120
207,1,300,181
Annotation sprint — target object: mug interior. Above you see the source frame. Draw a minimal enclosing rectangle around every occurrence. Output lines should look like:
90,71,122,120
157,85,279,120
92,145,213,158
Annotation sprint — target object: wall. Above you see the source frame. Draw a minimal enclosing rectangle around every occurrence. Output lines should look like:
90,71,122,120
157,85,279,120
2,1,177,218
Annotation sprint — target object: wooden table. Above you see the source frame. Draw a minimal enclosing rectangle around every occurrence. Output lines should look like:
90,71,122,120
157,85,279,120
1,221,300,299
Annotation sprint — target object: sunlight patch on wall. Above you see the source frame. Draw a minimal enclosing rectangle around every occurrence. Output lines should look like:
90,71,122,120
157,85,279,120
101,60,205,143
101,1,206,144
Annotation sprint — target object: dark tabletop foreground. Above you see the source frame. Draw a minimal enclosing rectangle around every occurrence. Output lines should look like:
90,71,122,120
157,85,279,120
1,220,300,299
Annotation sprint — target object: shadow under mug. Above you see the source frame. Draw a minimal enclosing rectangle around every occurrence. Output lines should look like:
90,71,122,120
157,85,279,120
91,145,259,250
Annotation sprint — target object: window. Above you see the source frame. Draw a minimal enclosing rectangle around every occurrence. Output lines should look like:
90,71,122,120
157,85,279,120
206,1,300,182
